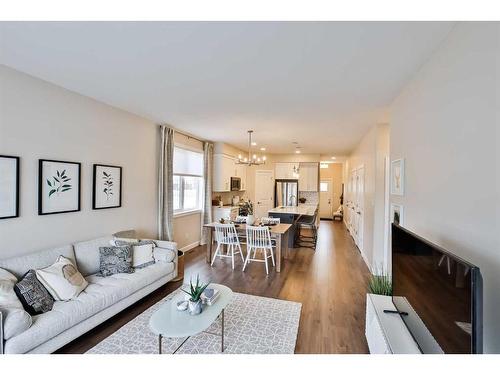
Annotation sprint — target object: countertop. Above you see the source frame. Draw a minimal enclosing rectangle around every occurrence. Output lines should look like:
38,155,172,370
267,204,317,216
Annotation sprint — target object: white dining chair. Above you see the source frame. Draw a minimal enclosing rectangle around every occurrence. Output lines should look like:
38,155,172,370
212,223,244,269
243,225,275,274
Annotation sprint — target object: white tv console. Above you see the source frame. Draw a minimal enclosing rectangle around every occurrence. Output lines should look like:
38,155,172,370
365,293,421,354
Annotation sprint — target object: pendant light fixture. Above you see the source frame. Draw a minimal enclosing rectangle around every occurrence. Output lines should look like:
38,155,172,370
236,130,266,166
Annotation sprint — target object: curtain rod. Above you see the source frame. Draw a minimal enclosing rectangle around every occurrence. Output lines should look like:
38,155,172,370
161,124,207,144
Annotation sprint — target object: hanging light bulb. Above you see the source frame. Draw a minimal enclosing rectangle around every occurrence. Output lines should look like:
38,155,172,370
235,130,266,166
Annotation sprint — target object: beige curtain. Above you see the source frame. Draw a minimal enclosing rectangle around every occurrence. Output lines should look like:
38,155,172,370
158,125,174,241
200,142,213,245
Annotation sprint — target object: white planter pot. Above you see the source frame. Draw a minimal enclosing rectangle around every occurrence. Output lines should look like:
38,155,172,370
246,214,255,225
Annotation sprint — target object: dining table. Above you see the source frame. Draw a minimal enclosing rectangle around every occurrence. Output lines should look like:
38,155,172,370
203,221,292,272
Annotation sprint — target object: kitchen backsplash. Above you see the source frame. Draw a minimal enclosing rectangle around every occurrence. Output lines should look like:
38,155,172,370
299,191,319,205
212,191,248,206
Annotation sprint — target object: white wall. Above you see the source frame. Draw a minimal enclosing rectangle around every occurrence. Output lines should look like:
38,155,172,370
0,65,158,258
390,23,499,353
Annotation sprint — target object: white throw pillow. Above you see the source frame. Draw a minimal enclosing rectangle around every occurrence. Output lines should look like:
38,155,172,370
0,268,32,340
35,256,88,301
132,243,155,268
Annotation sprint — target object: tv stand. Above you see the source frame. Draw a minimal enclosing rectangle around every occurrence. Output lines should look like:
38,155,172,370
383,309,409,316
365,294,420,354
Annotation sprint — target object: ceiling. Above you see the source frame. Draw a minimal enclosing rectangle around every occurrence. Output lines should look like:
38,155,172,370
0,22,454,155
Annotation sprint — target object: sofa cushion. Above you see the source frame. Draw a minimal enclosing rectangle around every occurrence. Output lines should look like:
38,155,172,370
99,246,134,277
0,245,76,279
36,256,88,301
14,270,55,315
4,261,175,354
0,268,32,340
73,236,113,277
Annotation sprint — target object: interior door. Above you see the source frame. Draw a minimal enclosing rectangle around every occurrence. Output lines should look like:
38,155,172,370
354,167,364,252
255,170,274,219
319,178,333,219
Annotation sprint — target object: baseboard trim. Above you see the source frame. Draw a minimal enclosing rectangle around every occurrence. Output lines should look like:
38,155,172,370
180,241,200,253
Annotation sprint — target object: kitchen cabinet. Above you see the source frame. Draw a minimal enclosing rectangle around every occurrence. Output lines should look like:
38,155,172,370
298,163,319,191
275,162,300,180
212,206,239,222
213,153,247,192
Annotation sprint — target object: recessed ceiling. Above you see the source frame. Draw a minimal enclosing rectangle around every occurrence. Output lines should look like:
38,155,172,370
0,21,454,154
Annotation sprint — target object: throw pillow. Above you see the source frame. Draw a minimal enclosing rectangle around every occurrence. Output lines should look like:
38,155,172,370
112,239,155,269
35,256,88,301
14,269,54,315
99,246,134,276
0,268,33,339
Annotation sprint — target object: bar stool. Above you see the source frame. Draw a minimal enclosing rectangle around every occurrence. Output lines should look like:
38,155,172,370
296,209,318,249
243,225,275,274
211,223,244,269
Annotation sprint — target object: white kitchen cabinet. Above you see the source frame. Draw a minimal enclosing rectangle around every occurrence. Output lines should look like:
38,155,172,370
275,162,299,180
213,153,247,192
235,163,247,191
298,163,319,191
213,153,235,192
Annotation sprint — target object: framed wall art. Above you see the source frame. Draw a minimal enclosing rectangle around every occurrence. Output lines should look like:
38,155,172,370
391,158,405,196
390,203,404,226
39,159,81,215
93,164,122,209
0,155,20,219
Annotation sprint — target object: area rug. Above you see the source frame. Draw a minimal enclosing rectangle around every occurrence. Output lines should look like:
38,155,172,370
86,289,302,354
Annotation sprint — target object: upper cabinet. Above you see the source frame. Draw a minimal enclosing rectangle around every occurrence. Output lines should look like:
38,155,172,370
275,162,300,180
298,163,319,191
213,153,247,192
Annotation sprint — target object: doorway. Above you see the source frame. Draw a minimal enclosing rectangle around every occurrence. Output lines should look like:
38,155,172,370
319,178,333,219
254,170,274,219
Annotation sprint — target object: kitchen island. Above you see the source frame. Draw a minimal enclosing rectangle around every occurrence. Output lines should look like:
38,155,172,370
268,204,318,247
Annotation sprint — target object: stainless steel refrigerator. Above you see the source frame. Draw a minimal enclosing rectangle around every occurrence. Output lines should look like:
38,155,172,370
275,180,299,207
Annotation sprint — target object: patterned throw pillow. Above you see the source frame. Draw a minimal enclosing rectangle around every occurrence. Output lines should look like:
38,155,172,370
14,270,54,315
99,246,134,277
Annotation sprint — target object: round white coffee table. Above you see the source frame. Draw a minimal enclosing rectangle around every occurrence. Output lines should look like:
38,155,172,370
149,283,233,354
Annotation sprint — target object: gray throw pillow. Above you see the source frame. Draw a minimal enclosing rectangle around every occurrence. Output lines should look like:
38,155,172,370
99,246,134,277
14,270,55,315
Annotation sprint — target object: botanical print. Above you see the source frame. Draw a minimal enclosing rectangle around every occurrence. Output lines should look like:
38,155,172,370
0,155,19,219
102,171,114,200
46,169,72,197
39,159,80,215
93,164,121,209
391,159,405,196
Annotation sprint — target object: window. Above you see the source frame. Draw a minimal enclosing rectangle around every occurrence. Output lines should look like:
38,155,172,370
173,147,203,214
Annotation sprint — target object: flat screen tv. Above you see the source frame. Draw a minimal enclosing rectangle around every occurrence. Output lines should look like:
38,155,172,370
392,224,483,354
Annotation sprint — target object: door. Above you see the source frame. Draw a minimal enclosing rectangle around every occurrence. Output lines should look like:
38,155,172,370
353,167,364,252
319,178,333,219
255,170,274,219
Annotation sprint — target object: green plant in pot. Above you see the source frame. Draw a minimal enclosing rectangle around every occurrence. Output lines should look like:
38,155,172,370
242,200,255,225
181,275,210,315
368,272,392,296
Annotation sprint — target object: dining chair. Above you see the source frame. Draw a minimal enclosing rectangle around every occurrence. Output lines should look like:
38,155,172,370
260,217,281,225
243,225,275,274
212,223,244,269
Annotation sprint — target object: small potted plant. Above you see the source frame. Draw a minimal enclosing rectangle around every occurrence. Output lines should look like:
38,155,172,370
368,272,392,296
181,275,210,315
242,200,255,225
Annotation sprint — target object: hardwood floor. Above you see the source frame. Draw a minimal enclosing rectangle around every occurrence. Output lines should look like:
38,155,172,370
57,221,371,354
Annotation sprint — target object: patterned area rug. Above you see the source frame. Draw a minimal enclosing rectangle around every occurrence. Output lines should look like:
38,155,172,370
86,289,301,354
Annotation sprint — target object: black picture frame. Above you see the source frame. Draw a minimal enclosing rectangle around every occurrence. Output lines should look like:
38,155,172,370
92,164,122,209
38,159,81,215
0,155,20,220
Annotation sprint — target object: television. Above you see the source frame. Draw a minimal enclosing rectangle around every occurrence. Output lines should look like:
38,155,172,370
391,224,483,354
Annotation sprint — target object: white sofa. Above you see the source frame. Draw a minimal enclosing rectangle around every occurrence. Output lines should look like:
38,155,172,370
0,232,177,354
